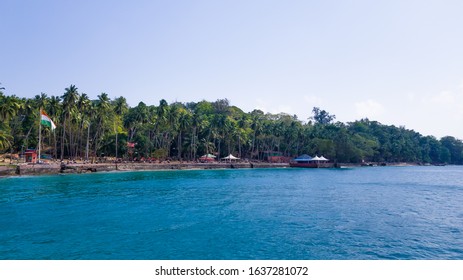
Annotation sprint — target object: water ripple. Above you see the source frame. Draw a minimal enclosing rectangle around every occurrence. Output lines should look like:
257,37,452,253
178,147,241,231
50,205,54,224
1,166,463,259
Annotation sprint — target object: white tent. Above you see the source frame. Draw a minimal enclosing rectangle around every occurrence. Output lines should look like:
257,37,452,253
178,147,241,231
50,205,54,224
319,156,329,161
200,153,216,158
312,155,321,161
221,154,240,160
199,153,216,162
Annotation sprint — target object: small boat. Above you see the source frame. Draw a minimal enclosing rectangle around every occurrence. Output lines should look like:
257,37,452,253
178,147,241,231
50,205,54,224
289,154,334,168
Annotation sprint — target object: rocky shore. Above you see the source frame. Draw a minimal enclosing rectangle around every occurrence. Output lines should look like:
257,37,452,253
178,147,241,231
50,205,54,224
0,161,289,177
0,161,427,177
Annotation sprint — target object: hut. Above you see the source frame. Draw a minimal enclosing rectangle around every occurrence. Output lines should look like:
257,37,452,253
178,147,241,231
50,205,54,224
25,149,37,163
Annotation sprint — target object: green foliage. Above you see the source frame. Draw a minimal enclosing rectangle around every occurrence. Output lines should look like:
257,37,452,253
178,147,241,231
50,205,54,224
0,126,13,152
1,88,462,164
152,148,168,159
311,107,336,124
440,136,463,164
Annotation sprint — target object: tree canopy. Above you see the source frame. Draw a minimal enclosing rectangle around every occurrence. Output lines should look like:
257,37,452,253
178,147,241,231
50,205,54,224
1,85,462,164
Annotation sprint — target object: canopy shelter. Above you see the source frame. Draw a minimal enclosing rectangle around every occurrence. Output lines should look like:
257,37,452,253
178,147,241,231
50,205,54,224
312,155,329,161
292,154,329,163
221,154,240,161
199,154,216,162
293,154,313,163
200,153,216,158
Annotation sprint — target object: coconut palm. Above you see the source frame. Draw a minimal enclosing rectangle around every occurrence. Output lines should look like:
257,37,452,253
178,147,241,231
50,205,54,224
47,95,61,117
60,85,79,159
176,107,191,159
0,95,22,123
111,96,128,159
93,93,113,156
34,92,48,110
75,93,92,158
249,110,264,159
0,129,13,152
113,96,128,116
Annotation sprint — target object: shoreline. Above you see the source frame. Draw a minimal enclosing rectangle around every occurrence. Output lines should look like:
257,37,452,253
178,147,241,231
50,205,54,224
0,161,290,177
0,161,435,178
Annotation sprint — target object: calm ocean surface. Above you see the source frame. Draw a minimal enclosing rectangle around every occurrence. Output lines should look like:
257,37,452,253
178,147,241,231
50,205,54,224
1,166,463,260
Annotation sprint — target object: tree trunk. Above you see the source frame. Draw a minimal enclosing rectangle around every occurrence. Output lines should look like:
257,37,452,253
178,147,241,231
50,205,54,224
115,130,118,159
61,116,66,160
177,131,182,160
85,123,90,161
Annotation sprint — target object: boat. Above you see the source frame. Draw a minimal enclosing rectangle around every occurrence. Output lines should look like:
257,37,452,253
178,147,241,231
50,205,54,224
289,154,334,168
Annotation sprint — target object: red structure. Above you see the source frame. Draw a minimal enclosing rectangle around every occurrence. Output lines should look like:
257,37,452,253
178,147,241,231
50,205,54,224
127,142,136,159
25,149,37,163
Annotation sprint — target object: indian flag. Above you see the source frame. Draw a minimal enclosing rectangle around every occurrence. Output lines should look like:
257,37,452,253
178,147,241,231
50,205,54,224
40,110,56,130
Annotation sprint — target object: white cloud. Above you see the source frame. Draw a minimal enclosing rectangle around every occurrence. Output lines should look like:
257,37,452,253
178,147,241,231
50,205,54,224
421,90,463,119
355,99,385,119
393,83,463,139
406,92,416,102
428,91,457,105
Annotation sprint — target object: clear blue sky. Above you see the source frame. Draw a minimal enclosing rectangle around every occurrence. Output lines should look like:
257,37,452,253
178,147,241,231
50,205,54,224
1,0,462,139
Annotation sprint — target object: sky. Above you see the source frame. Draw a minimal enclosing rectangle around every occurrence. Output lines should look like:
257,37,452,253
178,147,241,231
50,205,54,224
1,0,462,139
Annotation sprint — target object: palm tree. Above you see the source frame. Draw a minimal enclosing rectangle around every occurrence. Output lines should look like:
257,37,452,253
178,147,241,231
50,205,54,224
47,96,61,117
0,129,13,152
76,93,92,158
0,95,22,155
189,112,200,160
112,96,128,160
60,85,79,159
123,101,149,158
93,93,113,157
236,114,250,158
250,110,264,159
0,91,14,153
165,103,180,158
0,95,22,122
177,108,191,160
113,96,128,116
157,99,169,149
156,99,168,124
212,114,227,158
34,92,48,110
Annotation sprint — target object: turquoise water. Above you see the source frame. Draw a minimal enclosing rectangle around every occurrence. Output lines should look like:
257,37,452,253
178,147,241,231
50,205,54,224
1,166,463,260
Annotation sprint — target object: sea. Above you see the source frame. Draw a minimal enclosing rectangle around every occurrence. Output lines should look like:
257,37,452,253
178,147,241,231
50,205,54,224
1,166,463,260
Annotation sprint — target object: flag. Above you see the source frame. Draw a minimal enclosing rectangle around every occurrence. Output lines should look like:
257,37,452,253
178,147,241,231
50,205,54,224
40,110,56,130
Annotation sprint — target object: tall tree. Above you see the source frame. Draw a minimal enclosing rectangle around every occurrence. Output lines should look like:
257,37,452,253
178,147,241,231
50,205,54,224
60,85,79,159
93,93,113,157
311,107,336,125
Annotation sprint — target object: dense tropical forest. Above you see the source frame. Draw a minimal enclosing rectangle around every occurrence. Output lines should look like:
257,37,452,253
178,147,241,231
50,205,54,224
1,84,463,164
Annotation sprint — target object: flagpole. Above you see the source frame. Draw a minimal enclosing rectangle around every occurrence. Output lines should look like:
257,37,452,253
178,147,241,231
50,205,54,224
38,108,42,163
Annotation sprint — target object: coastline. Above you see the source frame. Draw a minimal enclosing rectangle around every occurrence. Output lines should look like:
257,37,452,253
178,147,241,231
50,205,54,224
0,161,290,177
0,161,430,178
